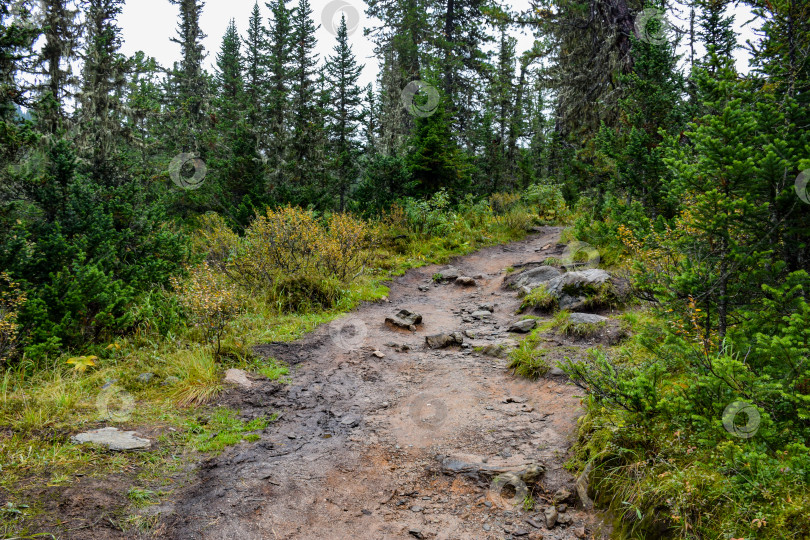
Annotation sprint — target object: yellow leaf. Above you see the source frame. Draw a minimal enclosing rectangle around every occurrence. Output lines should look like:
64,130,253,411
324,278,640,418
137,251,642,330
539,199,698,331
66,355,99,373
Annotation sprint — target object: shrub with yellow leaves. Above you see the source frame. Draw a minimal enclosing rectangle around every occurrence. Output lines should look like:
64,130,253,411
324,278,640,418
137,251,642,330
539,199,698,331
319,213,376,282
235,206,321,287
171,262,240,357
193,212,239,274
0,272,26,366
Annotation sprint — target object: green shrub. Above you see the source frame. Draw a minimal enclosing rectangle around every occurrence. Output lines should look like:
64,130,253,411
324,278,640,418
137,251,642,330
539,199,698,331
564,276,810,538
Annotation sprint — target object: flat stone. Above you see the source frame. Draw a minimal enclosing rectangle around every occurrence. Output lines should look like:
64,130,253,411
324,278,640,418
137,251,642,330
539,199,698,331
341,414,361,428
548,367,566,377
525,517,543,529
478,303,495,312
224,368,252,389
439,266,460,281
544,269,611,298
71,427,151,451
455,276,477,286
508,319,537,333
505,266,562,291
471,310,492,319
372,350,385,358
385,309,423,330
568,313,608,324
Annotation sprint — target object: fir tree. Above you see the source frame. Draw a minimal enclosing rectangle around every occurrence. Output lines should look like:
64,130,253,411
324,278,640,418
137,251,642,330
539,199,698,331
285,0,321,202
326,14,364,211
265,0,292,193
169,0,208,152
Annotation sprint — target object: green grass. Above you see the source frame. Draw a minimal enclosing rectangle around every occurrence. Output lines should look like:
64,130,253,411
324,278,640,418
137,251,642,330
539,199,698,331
519,284,557,312
507,325,553,379
127,488,159,508
182,408,273,454
551,311,607,338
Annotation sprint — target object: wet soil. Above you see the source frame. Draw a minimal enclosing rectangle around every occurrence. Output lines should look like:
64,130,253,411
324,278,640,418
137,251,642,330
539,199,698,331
156,227,612,540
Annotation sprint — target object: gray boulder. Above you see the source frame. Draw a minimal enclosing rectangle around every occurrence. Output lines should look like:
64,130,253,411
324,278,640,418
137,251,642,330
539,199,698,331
437,266,460,281
544,269,610,297
505,266,561,291
425,332,464,349
508,319,537,333
136,372,155,384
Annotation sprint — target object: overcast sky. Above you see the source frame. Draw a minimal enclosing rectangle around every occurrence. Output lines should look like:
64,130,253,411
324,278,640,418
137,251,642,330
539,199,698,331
117,0,757,89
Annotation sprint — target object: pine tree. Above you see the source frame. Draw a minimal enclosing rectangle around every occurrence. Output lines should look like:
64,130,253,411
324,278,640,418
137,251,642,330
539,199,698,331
215,19,243,113
405,98,471,197
695,0,736,73
662,57,770,336
285,0,321,202
265,0,292,193
169,0,208,152
325,15,364,211
212,20,265,228
243,2,267,139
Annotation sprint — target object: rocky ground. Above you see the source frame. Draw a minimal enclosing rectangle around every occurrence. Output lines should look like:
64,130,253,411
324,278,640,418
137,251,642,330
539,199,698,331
142,227,617,540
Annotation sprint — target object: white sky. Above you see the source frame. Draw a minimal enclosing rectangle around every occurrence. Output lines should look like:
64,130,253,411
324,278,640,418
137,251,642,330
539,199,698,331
117,0,754,88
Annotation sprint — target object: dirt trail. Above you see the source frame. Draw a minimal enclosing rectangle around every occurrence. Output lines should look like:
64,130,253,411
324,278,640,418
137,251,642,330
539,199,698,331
160,227,607,540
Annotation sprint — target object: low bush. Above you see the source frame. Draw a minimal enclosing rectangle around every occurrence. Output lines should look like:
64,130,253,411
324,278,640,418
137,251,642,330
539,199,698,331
563,275,810,538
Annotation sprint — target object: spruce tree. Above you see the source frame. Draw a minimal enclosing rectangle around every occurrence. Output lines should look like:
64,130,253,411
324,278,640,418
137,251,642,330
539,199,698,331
76,0,130,185
34,0,81,134
243,2,267,140
169,0,208,152
265,0,292,194
285,0,321,202
212,20,264,228
325,14,364,211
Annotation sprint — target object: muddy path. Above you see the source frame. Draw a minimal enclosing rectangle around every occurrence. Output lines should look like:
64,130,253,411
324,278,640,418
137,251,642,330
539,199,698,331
159,227,607,540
